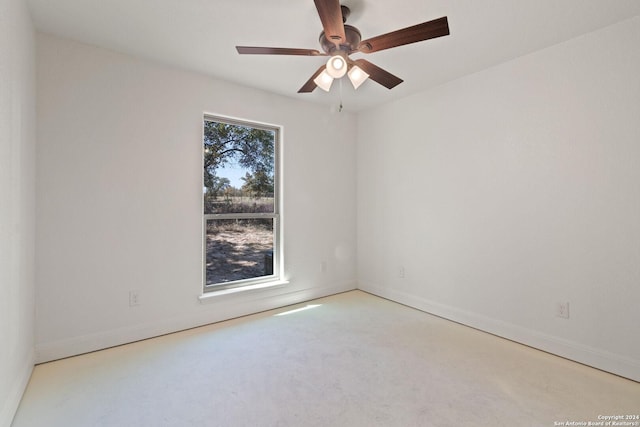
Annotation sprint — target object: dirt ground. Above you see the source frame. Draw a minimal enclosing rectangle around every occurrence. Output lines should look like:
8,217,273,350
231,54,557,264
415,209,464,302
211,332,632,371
205,223,273,285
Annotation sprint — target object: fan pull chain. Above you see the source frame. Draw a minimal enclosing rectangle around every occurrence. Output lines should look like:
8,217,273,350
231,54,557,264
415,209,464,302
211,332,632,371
338,78,343,112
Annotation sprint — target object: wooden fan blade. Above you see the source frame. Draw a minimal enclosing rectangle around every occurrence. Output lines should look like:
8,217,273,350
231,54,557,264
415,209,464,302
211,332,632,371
236,46,325,56
314,0,346,44
354,59,403,89
298,65,327,93
358,16,449,54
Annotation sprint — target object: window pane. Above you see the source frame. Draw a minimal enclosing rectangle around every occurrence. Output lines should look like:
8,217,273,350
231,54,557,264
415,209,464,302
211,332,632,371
205,218,274,286
204,121,275,214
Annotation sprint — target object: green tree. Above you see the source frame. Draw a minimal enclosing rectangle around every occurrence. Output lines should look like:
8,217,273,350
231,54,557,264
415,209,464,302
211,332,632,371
206,176,231,200
241,170,274,198
203,121,274,198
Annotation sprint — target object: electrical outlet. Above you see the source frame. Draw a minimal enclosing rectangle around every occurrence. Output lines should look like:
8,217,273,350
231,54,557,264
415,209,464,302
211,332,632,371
399,266,405,279
129,290,141,307
320,261,327,273
556,302,570,319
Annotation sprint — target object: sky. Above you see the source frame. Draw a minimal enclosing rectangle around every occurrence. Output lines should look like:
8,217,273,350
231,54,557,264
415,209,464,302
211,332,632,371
218,159,248,188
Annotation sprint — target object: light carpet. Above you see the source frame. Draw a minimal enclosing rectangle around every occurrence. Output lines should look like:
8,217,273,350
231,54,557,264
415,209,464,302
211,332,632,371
12,290,640,426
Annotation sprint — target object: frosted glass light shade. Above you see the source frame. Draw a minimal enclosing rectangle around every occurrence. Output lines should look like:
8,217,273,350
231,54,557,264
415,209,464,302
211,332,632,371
347,65,369,90
314,70,334,92
326,55,347,78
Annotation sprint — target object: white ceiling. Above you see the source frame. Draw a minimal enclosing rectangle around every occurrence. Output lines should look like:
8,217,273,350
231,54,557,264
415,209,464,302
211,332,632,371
26,0,640,112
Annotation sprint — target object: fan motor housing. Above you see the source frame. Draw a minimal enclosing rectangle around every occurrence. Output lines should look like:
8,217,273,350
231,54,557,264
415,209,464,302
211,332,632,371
319,25,362,54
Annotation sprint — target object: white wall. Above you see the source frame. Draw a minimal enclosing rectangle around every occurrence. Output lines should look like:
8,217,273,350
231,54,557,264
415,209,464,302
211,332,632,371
35,34,357,362
0,0,36,424
357,17,640,381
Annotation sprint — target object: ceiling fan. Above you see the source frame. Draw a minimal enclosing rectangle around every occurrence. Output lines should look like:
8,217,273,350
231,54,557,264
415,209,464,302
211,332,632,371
236,0,450,93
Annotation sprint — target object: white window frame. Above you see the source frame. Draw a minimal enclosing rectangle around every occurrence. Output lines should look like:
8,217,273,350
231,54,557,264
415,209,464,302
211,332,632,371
202,114,282,293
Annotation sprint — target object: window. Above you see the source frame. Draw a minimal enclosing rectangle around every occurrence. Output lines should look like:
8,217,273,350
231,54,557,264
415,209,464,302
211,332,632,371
203,115,280,292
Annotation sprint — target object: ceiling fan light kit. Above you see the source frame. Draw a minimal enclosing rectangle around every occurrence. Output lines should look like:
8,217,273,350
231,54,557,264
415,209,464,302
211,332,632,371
236,0,449,94
313,60,370,92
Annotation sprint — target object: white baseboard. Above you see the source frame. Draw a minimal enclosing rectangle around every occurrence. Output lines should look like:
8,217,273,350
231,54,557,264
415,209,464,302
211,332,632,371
359,282,640,382
35,281,356,364
1,350,34,427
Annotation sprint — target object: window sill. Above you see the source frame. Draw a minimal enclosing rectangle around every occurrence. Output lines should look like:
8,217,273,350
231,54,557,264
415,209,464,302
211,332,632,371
198,280,289,304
